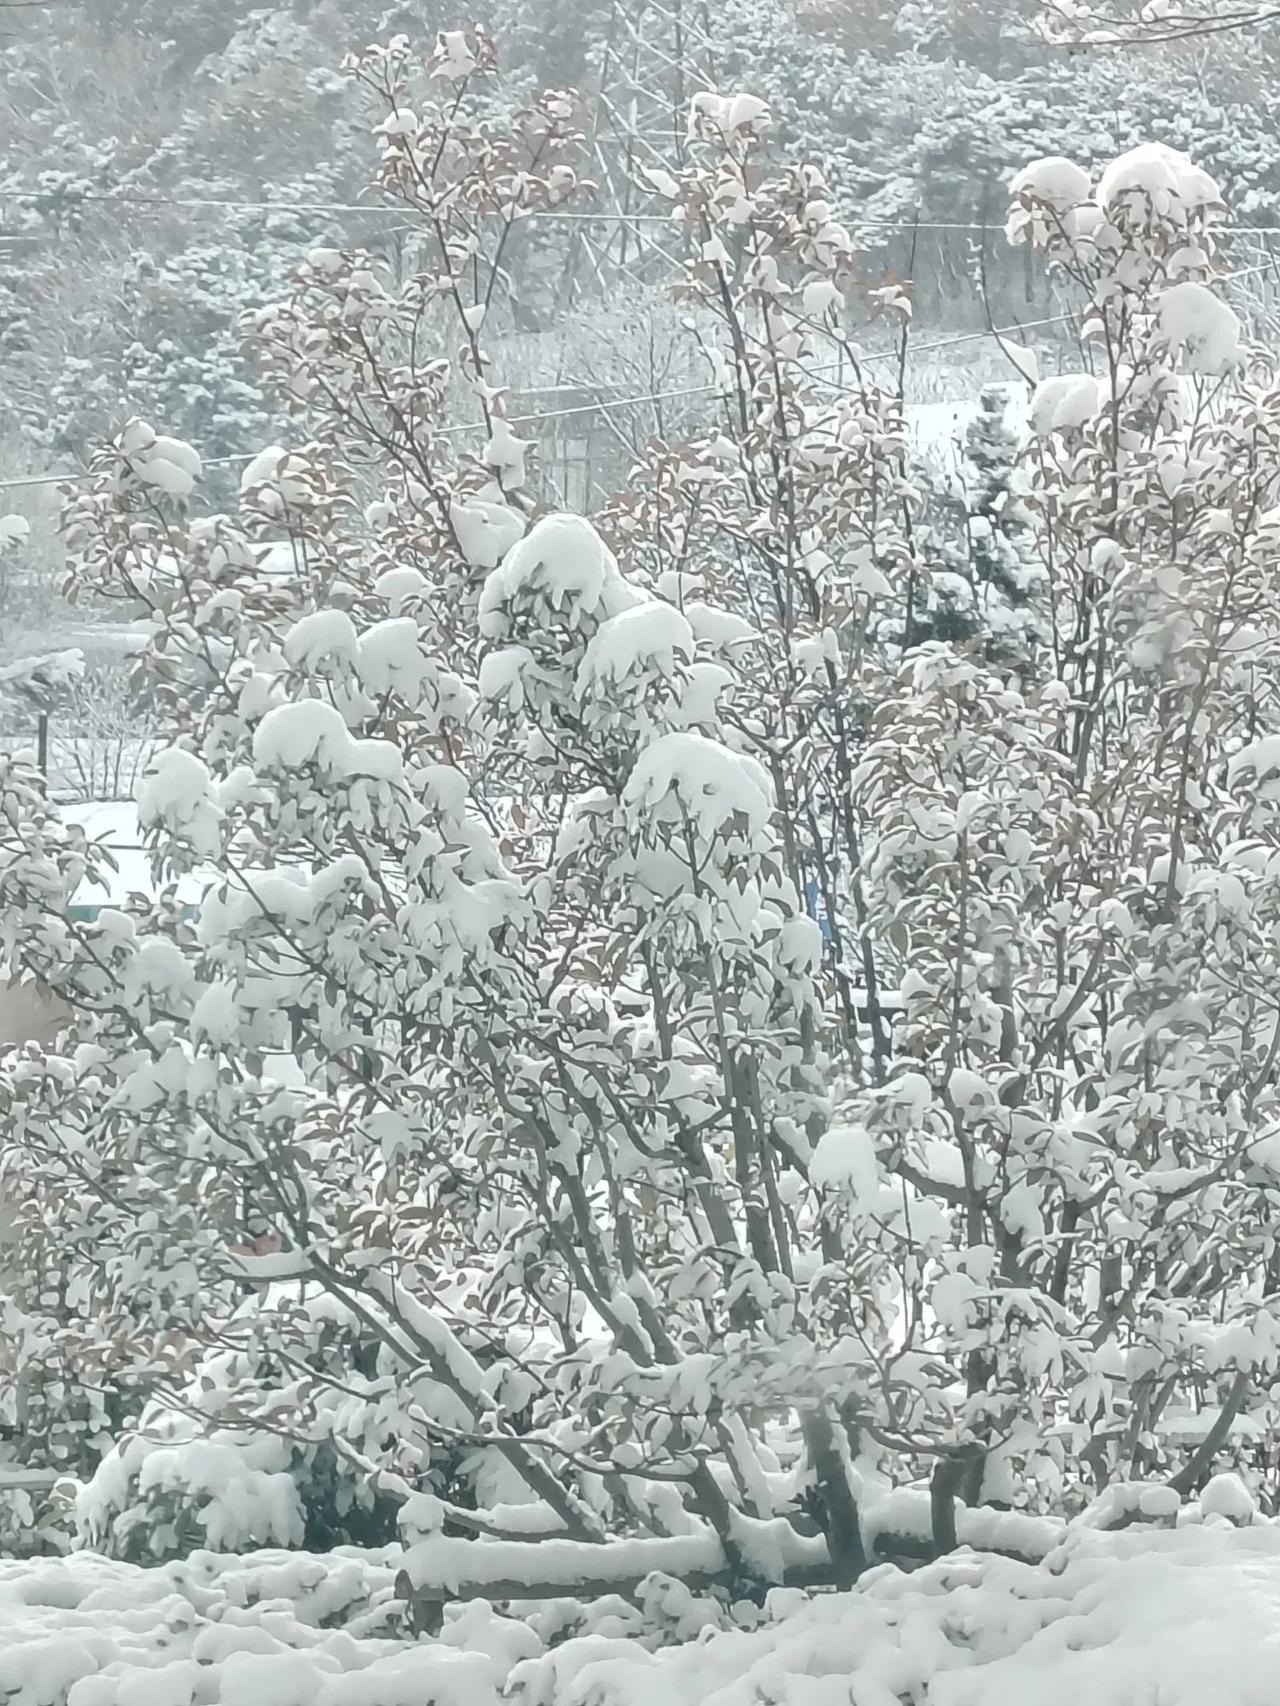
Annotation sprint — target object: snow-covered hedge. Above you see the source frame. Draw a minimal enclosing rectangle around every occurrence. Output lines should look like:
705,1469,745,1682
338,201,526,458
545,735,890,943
72,1293,421,1564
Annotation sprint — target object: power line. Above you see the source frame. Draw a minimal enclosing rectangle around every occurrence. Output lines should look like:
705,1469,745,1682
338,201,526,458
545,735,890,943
0,385,718,494
0,327,1067,497
5,191,674,223
8,189,1280,237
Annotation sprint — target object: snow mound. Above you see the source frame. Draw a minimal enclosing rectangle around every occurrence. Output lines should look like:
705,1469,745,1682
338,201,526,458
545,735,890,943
928,1524,1280,1705
0,1549,409,1706
512,1523,1280,1706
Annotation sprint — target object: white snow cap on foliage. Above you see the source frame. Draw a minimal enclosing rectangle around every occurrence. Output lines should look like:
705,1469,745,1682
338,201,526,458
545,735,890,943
357,617,435,703
1028,374,1099,436
1005,156,1096,247
687,90,770,141
1157,280,1242,373
1227,732,1280,797
284,609,359,671
306,245,344,275
240,445,287,494
118,420,202,499
374,566,429,613
810,1123,880,1204
777,911,822,974
240,447,317,517
1097,143,1223,223
622,732,773,838
478,515,630,637
949,1066,996,1111
0,646,84,698
190,978,244,1048
0,513,30,547
432,28,478,79
450,498,525,570
673,660,735,729
137,748,223,860
252,700,401,781
1009,154,1091,211
993,336,1039,387
681,603,759,649
482,419,531,491
576,600,695,695
478,644,537,710
79,1432,305,1556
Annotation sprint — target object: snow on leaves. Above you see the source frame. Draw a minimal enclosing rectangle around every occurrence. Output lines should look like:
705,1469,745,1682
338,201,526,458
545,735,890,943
4,40,1280,1696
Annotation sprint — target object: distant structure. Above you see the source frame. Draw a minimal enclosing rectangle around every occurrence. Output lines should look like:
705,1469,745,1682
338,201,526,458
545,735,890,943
561,0,721,303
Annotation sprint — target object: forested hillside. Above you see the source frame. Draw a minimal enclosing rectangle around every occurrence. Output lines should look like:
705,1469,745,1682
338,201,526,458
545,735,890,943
3,0,1279,469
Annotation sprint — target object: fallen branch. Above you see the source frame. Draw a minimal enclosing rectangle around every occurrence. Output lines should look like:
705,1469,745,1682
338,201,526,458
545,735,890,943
0,1466,61,1491
396,1492,1065,1627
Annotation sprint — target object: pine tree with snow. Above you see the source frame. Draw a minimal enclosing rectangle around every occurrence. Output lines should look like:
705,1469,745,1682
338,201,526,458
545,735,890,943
961,383,1043,664
899,389,1043,665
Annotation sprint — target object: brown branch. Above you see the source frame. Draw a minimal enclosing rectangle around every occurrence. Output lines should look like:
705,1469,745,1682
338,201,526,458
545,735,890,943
1166,1370,1250,1496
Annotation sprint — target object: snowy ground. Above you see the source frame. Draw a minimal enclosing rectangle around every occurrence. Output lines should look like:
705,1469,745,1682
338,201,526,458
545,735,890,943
1,1486,1277,1706
60,801,207,918
593,1511,1280,1706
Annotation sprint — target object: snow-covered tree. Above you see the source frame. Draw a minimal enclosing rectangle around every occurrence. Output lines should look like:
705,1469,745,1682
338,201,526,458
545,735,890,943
909,386,1043,662
844,139,1280,1517
5,24,1280,1634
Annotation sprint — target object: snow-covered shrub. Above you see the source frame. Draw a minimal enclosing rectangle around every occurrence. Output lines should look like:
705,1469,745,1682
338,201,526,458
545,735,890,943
5,18,1280,1642
76,1291,419,1562
845,138,1280,1516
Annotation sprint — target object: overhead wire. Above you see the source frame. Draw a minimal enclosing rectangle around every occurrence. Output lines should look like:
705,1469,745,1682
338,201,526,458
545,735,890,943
8,190,1280,236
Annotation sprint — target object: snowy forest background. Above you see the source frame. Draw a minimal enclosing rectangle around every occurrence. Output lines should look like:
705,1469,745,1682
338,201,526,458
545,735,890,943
5,0,1280,672
6,0,1280,767
5,2,1280,1702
